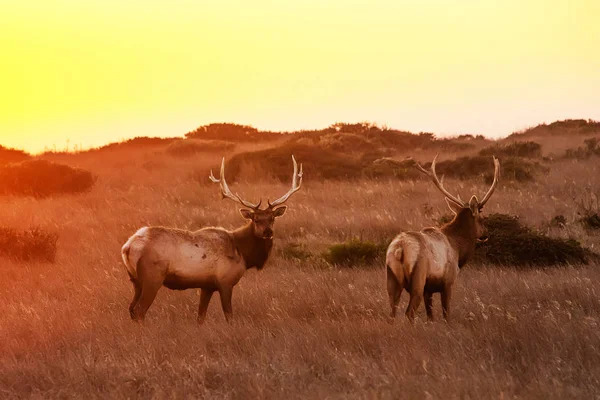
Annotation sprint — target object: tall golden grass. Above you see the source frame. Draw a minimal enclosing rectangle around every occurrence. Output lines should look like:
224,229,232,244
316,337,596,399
0,132,599,398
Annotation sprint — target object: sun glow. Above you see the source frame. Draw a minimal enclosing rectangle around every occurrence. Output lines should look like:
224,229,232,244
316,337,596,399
1,0,599,153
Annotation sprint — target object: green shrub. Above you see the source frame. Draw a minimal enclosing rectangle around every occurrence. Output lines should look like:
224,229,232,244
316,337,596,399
475,214,590,266
165,140,236,156
0,226,58,262
0,160,96,198
479,141,542,158
324,239,386,266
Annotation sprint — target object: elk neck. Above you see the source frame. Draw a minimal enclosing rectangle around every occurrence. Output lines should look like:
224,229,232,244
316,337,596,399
441,208,478,268
232,222,273,270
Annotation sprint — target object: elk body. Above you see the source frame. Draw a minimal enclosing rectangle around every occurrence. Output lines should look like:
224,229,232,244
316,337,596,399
121,156,302,322
386,155,500,322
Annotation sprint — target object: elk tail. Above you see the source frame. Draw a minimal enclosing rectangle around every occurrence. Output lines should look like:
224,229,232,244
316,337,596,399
121,240,138,281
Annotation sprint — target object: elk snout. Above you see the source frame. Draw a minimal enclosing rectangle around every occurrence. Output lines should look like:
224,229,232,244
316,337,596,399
262,227,274,239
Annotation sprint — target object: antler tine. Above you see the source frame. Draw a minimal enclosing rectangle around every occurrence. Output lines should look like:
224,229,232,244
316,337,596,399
268,155,303,208
415,154,466,207
209,158,261,209
478,156,500,207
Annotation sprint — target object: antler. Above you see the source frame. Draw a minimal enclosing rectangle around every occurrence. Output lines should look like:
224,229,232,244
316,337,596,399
478,156,500,208
415,154,466,207
209,158,262,209
268,155,303,208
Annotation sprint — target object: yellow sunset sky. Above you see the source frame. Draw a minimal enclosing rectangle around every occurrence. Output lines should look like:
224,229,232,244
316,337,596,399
1,0,599,153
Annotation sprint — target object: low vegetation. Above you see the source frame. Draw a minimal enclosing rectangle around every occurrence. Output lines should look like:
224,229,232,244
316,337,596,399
0,119,599,398
565,137,600,159
324,238,386,266
0,226,58,262
0,145,31,166
510,119,600,138
0,159,96,198
475,214,590,266
165,139,236,157
479,140,542,158
431,155,547,183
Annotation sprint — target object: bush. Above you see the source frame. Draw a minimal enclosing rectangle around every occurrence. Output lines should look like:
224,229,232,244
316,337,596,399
363,158,422,180
97,136,178,151
0,226,58,262
510,119,600,138
324,239,386,266
225,143,363,182
479,141,542,158
186,123,281,142
475,214,590,266
0,160,96,198
165,140,236,156
564,137,600,159
0,146,31,166
429,155,547,183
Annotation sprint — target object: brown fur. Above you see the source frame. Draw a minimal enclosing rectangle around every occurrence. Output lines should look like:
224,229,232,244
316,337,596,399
386,155,499,323
122,210,282,323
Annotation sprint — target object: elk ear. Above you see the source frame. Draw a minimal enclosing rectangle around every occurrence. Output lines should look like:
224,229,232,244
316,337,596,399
239,208,254,220
469,195,479,215
445,198,462,215
272,206,287,218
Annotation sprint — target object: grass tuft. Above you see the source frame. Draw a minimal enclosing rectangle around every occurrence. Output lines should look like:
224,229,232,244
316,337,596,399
324,239,386,266
0,226,58,262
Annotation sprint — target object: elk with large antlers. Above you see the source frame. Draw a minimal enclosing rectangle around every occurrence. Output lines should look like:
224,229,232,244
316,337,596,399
121,156,302,322
386,155,500,322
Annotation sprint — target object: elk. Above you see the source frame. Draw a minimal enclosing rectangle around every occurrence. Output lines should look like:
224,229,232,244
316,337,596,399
121,156,302,322
386,155,500,322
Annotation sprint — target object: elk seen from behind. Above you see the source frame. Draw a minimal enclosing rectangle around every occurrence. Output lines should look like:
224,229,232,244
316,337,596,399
386,155,500,322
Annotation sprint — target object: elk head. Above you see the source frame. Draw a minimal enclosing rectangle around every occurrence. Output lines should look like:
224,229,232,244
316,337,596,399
209,156,303,239
415,155,500,243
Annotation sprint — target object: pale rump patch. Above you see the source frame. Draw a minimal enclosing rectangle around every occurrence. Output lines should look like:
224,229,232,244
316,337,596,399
386,233,421,281
121,226,150,279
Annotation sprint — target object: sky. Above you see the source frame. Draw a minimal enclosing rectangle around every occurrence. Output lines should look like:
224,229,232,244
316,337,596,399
1,0,599,153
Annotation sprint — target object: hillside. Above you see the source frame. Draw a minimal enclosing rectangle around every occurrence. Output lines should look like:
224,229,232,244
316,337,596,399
0,119,599,398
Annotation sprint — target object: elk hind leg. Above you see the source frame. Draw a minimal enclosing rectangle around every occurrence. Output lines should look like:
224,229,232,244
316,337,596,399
128,277,142,320
405,270,426,323
441,285,452,322
424,291,434,322
131,258,167,321
387,265,403,318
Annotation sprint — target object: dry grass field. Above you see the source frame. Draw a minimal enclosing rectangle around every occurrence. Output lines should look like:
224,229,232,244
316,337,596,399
1,123,599,399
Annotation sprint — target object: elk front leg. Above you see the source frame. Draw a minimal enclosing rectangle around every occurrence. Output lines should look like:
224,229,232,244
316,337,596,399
424,291,434,322
441,285,452,322
219,286,233,322
387,266,403,318
197,289,214,324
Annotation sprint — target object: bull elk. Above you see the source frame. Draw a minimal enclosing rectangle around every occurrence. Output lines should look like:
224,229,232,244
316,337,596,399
386,155,500,322
121,156,302,322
